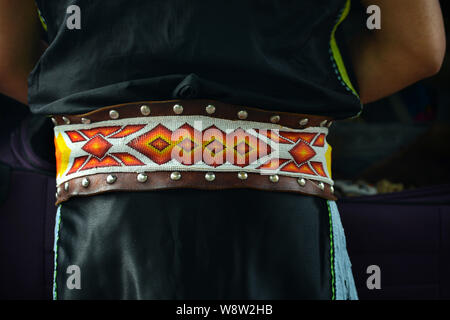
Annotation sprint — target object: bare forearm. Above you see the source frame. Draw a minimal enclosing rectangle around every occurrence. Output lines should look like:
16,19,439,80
352,0,446,104
0,0,44,105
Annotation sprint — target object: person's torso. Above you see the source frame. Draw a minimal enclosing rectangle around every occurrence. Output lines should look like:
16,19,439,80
30,0,361,119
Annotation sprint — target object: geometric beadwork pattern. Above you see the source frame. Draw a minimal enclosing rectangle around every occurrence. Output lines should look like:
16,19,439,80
54,116,332,186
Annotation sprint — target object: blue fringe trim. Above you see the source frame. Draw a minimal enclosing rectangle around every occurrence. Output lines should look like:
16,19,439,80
327,200,358,300
52,205,62,300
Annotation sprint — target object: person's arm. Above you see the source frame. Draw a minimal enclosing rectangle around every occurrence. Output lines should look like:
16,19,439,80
352,0,446,104
0,0,44,105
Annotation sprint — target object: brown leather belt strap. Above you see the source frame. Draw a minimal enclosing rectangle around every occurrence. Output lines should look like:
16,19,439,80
51,99,333,128
52,99,336,204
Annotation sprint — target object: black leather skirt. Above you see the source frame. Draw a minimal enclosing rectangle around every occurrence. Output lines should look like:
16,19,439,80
53,189,333,299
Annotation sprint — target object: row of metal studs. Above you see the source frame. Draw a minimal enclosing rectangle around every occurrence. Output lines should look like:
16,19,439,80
56,172,334,197
52,104,333,128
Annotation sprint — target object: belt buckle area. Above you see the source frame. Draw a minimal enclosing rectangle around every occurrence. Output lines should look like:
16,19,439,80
52,99,336,204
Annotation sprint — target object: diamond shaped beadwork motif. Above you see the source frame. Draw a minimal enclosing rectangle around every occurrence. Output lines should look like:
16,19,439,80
81,135,113,159
57,120,330,182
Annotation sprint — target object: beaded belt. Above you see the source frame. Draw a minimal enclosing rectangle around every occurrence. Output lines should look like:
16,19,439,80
52,99,336,204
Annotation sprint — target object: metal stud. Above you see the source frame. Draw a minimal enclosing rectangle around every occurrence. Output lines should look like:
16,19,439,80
327,121,333,128
51,117,58,126
205,105,216,114
299,118,309,126
56,187,62,196
318,182,325,191
106,174,117,184
320,120,328,127
270,115,280,124
137,173,148,183
330,186,335,194
109,110,119,119
173,104,184,115
205,172,216,182
64,182,69,192
140,105,151,116
81,117,91,124
81,177,90,188
297,178,306,187
269,175,279,183
55,192,58,198
237,110,248,120
238,172,248,180
170,171,181,181
62,116,71,125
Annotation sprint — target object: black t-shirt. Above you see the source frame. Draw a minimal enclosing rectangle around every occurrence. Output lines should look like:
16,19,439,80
30,0,362,119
